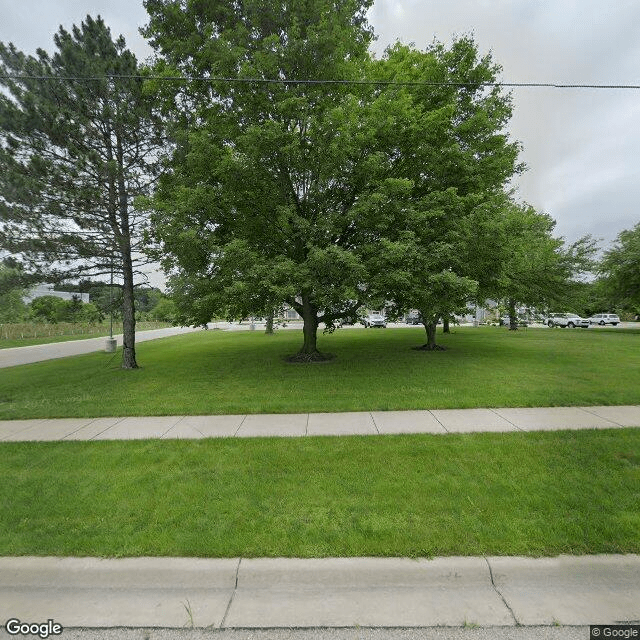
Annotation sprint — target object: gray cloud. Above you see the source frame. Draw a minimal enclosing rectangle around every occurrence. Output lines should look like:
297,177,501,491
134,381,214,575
367,0,640,247
2,0,638,253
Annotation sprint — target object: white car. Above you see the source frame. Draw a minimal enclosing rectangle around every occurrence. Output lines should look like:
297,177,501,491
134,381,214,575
547,313,589,328
587,313,620,326
363,313,387,328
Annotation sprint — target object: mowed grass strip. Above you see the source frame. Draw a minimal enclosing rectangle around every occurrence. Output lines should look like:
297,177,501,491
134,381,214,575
0,429,638,557
1,326,640,419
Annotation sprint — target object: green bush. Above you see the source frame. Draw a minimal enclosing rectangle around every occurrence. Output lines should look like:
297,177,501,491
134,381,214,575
149,297,177,323
0,290,28,323
29,295,102,324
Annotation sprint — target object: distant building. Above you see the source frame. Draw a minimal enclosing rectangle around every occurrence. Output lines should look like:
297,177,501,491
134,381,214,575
23,284,89,304
282,305,301,321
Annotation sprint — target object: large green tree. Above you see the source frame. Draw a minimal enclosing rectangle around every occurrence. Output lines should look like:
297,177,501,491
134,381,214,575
143,2,522,357
144,0,395,360
0,16,164,368
366,41,522,349
598,222,640,314
473,199,597,329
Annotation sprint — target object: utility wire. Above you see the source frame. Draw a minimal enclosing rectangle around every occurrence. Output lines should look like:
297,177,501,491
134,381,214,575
1,74,640,89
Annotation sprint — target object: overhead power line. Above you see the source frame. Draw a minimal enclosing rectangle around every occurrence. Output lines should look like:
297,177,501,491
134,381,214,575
1,74,640,90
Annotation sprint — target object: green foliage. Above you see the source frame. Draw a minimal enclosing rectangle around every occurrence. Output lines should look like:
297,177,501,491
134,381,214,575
481,200,598,318
144,2,522,355
29,296,68,324
366,41,522,347
78,302,101,323
144,0,386,353
599,222,640,313
135,287,165,314
0,260,32,322
149,297,177,322
0,258,37,296
54,281,166,321
0,289,28,323
0,17,154,276
28,295,99,324
0,16,166,368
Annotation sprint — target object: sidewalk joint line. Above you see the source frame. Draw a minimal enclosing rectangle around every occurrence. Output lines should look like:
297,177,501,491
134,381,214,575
579,406,626,428
160,416,185,439
220,557,241,629
370,412,380,434
63,417,99,440
490,408,523,431
305,413,309,436
429,411,449,433
89,416,126,441
233,415,247,437
169,415,206,438
484,556,520,626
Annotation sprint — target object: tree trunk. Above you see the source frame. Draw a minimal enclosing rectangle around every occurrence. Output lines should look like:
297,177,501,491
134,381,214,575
300,297,319,355
443,316,450,333
288,293,330,362
413,313,446,351
265,310,274,334
117,132,138,369
425,321,438,348
508,298,518,331
120,244,138,369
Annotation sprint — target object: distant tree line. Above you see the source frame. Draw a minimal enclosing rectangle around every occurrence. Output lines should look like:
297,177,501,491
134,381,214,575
0,262,176,324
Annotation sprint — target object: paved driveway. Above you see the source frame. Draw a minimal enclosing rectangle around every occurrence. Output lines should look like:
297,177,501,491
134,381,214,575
0,326,205,369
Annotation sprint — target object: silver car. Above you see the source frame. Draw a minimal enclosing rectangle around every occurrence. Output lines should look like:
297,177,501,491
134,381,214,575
587,313,620,326
547,313,589,328
364,313,387,328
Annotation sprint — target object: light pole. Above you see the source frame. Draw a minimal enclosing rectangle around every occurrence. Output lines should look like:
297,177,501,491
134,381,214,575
105,247,117,353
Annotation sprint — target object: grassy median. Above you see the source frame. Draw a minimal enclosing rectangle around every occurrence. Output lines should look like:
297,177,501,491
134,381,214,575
1,326,639,419
0,429,637,557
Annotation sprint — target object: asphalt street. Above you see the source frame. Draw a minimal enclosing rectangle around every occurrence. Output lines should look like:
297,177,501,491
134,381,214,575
0,626,592,639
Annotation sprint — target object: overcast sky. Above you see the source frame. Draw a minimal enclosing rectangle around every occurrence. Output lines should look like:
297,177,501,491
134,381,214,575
2,0,639,274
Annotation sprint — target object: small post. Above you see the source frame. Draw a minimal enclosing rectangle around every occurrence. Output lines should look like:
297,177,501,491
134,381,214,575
105,247,116,353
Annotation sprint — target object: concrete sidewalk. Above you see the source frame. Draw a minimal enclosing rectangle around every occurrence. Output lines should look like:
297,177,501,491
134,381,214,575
1,405,639,441
1,555,638,628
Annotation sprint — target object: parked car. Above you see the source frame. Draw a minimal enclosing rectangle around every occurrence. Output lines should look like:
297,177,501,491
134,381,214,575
587,313,620,326
363,313,387,328
546,313,589,328
405,312,422,325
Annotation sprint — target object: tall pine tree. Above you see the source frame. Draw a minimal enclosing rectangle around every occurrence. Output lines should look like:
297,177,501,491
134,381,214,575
0,16,164,368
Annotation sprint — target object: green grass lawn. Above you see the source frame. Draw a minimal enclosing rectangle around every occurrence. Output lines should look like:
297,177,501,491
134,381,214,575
0,429,637,558
1,326,639,419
